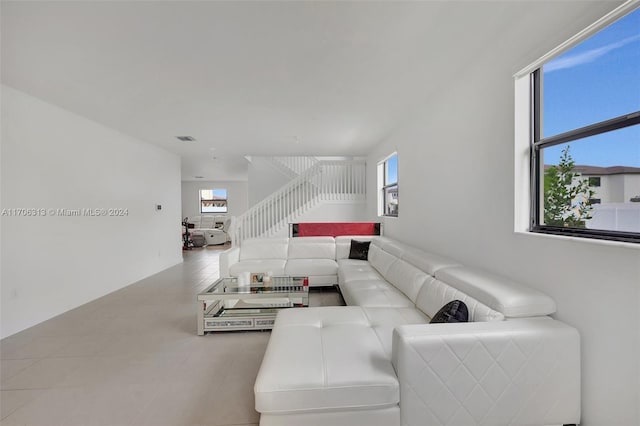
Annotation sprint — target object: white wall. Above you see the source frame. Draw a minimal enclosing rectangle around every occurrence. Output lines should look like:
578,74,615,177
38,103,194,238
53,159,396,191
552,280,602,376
1,86,183,338
366,51,640,426
181,180,248,220
247,157,291,207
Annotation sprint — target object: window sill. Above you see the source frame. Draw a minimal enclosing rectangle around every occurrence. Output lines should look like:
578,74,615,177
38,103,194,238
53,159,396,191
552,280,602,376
514,230,640,250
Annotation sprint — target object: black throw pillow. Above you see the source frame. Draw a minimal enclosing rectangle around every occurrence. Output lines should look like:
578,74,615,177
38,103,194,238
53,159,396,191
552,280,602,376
430,300,469,324
348,239,371,260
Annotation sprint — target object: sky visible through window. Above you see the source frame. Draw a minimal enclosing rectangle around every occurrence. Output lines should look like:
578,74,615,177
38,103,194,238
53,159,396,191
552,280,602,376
386,154,398,184
542,8,639,167
211,189,227,199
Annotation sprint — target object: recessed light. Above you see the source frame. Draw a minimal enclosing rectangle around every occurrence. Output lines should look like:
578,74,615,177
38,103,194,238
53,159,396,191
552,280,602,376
176,136,196,142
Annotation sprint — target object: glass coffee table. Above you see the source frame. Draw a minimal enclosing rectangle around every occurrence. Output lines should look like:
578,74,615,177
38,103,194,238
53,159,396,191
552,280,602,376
197,276,309,334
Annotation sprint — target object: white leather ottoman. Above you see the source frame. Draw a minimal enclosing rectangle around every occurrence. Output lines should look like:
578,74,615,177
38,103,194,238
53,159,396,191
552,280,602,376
254,306,401,426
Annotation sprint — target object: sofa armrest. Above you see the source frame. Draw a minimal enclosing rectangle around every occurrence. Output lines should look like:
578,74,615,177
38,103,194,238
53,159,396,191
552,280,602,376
392,319,580,426
219,247,240,277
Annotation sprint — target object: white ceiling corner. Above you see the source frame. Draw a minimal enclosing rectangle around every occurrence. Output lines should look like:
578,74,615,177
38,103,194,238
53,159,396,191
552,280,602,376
0,0,623,181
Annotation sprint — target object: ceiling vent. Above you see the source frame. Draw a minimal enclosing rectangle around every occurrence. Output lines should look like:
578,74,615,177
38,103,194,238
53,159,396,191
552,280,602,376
176,136,196,142
194,176,204,179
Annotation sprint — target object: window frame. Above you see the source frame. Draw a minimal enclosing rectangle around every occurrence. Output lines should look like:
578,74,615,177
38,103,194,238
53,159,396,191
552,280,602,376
378,153,398,217
529,68,640,243
199,188,228,214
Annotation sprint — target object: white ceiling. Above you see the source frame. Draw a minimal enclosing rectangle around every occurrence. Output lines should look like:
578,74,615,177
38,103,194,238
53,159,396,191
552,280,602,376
1,1,621,181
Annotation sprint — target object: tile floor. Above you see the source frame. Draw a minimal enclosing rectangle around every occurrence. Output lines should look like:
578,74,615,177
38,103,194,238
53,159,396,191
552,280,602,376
0,246,344,426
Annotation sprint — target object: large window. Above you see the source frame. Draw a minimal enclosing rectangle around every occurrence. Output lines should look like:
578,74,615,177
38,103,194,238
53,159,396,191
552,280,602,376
378,153,398,217
200,189,228,213
529,6,640,243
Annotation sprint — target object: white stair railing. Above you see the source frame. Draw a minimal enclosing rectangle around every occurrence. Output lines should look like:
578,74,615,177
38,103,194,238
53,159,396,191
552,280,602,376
264,156,320,179
232,160,366,244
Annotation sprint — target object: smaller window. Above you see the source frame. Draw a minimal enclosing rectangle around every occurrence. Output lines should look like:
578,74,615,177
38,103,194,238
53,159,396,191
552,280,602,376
200,189,228,213
589,198,602,205
588,177,601,187
378,153,398,217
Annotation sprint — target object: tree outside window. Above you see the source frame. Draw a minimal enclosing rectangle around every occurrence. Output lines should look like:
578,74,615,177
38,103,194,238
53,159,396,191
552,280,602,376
543,146,595,228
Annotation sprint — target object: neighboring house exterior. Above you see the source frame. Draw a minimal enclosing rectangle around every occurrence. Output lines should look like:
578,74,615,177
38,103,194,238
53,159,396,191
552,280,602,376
542,164,640,233
575,166,640,233
575,165,640,204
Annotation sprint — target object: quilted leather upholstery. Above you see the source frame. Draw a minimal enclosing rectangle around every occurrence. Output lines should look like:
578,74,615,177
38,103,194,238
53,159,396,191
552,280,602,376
392,320,580,425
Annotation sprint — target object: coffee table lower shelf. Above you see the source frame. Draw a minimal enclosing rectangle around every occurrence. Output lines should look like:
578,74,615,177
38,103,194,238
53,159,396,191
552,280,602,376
204,307,281,331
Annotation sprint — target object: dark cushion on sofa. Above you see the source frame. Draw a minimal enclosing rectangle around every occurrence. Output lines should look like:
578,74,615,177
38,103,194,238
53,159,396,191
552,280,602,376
430,300,469,323
348,240,371,260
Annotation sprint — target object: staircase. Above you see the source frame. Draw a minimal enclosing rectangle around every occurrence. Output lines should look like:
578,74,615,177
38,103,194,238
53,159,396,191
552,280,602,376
265,156,320,179
232,159,366,245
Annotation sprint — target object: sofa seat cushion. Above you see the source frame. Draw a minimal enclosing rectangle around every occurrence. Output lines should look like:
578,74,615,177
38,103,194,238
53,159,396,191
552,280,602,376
228,260,286,276
285,259,338,276
337,258,370,268
362,307,429,357
341,280,414,308
338,264,382,284
341,279,395,292
254,307,400,414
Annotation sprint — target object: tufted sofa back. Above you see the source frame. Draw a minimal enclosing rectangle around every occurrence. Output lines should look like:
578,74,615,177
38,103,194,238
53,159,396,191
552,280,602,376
415,277,504,322
365,236,554,321
288,237,336,259
239,238,289,260
434,266,556,318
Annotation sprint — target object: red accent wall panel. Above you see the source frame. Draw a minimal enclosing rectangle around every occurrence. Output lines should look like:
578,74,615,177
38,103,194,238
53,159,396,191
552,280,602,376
294,222,380,237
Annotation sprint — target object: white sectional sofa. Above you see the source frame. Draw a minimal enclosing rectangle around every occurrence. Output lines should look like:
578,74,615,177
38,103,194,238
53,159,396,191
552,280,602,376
222,236,580,426
220,236,375,287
